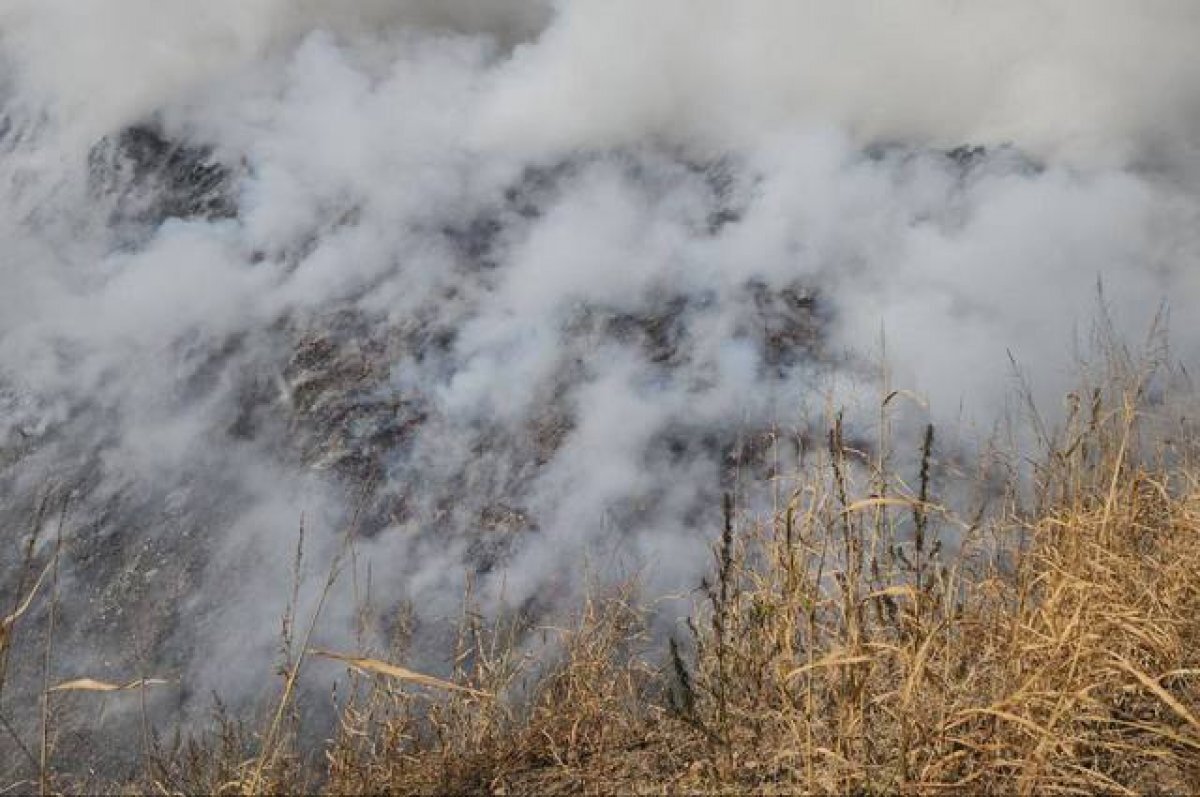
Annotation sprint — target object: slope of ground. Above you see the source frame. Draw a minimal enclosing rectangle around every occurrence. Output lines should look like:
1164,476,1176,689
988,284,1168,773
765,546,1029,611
31,356,1188,796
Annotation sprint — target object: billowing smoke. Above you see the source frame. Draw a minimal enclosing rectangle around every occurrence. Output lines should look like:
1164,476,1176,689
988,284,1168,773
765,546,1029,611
1,0,1198,776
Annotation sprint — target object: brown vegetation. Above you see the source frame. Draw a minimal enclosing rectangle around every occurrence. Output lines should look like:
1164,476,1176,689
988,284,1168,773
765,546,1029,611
13,345,1200,795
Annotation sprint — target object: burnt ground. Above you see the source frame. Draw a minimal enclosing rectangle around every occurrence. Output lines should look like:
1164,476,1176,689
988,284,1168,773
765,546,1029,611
0,123,1010,781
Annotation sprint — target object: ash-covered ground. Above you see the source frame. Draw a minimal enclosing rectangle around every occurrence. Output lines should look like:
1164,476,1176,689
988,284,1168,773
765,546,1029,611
1,1,1198,780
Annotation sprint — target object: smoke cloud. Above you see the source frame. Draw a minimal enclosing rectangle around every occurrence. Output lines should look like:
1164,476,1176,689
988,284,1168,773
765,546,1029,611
1,0,1198,775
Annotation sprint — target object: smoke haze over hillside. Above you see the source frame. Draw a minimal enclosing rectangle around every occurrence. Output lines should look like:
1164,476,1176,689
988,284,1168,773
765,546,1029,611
1,0,1198,774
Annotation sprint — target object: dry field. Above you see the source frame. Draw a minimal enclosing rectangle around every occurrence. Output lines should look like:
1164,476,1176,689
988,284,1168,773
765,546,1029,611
8,343,1200,796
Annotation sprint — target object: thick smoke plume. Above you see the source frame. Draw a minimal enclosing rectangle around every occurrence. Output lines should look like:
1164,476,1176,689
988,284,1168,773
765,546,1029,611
0,0,1197,776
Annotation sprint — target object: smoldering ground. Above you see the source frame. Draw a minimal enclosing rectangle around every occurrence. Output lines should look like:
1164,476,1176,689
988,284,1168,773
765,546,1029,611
1,0,1198,779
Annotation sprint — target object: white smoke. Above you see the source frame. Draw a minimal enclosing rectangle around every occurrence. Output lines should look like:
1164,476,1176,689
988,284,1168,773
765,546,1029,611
0,0,551,137
0,0,1198,774
481,1,1200,165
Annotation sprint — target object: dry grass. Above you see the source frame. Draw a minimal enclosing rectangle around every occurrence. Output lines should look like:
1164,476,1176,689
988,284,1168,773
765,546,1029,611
17,346,1200,795
307,360,1199,795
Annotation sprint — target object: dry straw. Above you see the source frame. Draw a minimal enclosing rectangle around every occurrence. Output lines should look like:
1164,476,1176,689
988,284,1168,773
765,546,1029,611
11,332,1200,795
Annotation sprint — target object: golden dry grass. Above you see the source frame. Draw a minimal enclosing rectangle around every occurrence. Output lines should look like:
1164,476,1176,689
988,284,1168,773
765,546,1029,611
222,364,1200,795
21,349,1200,795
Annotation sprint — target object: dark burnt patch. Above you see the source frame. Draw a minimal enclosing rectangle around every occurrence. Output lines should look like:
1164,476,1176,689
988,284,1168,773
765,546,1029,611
504,162,575,220
744,281,826,369
89,123,237,229
603,295,693,366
